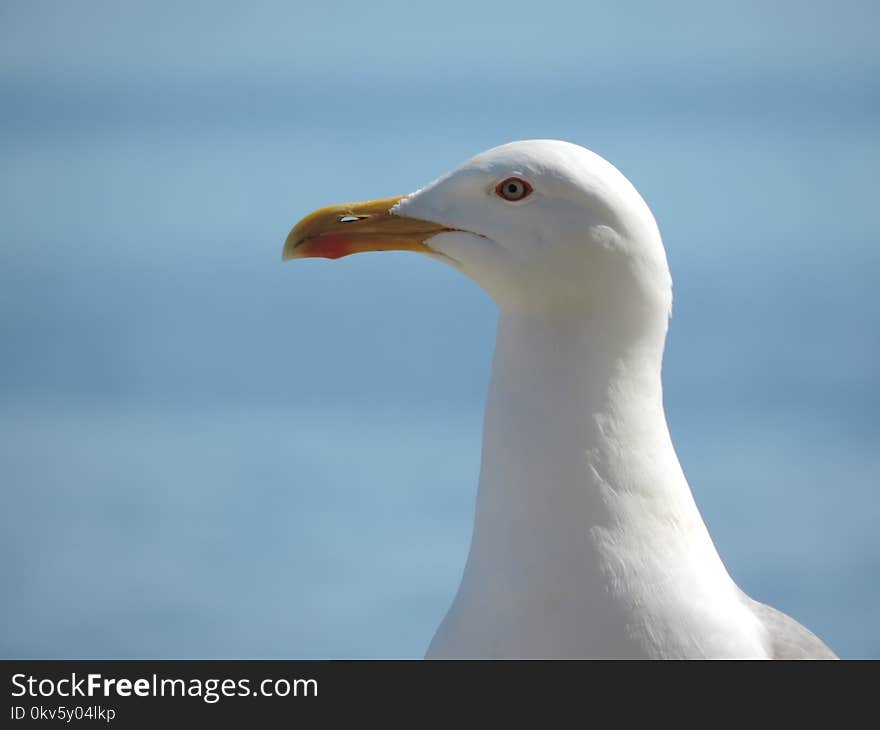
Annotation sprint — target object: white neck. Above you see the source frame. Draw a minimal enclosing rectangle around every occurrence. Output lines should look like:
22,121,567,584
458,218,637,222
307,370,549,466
477,306,678,544
427,307,763,658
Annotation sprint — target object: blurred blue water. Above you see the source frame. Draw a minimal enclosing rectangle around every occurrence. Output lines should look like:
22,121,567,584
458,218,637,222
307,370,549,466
1,2,878,658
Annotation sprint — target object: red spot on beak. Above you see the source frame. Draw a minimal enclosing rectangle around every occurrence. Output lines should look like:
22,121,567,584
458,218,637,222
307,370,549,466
298,235,355,260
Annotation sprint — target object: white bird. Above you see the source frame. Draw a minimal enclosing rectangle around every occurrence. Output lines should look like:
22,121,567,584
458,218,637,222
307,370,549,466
283,140,836,659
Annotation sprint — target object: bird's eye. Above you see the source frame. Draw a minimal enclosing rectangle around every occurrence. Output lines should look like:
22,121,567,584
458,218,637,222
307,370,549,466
495,177,533,202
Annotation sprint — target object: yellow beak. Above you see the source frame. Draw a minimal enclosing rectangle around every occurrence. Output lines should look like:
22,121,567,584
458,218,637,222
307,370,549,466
283,195,450,261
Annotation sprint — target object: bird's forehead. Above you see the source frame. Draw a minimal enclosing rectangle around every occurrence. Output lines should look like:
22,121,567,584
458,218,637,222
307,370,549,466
465,149,550,179
470,140,591,173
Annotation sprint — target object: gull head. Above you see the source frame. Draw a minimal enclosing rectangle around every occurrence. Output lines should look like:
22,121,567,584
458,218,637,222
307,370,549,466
285,140,672,324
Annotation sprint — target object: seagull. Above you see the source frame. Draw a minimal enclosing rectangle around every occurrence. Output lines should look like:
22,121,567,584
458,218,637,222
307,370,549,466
283,140,836,659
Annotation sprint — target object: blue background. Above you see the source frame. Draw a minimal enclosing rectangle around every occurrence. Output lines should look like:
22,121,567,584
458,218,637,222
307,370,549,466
1,1,877,658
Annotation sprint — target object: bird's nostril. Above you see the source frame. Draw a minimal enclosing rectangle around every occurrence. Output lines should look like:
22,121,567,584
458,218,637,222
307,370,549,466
339,215,364,223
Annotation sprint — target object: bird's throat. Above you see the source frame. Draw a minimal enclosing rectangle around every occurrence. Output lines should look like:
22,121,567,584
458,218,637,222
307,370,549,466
475,308,677,542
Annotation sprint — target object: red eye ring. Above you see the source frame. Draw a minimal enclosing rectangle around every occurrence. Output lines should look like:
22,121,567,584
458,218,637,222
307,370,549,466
495,177,533,202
